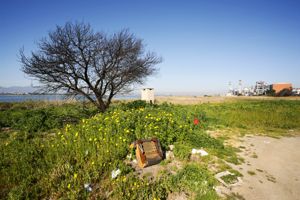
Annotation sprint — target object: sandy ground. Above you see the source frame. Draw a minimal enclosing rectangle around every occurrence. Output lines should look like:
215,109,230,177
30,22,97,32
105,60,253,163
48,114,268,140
226,136,300,200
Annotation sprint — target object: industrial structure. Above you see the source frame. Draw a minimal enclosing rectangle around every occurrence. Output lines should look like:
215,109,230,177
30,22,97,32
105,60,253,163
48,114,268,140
227,81,297,97
271,83,292,96
254,81,269,96
292,88,300,95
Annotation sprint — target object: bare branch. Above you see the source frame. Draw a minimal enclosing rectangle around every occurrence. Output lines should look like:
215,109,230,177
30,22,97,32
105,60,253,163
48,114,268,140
20,22,161,112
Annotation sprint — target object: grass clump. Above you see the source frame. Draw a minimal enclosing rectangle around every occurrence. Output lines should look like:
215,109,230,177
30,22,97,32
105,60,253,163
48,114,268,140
221,174,239,185
166,164,218,200
247,171,256,176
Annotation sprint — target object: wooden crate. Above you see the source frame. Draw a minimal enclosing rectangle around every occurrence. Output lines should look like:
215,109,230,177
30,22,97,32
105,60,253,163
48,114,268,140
134,138,163,168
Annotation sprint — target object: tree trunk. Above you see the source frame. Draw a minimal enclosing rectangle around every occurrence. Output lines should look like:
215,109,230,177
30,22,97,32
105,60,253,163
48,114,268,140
96,97,108,112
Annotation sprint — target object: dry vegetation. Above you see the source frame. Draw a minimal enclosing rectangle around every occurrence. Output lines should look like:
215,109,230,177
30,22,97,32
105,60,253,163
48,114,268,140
155,96,300,105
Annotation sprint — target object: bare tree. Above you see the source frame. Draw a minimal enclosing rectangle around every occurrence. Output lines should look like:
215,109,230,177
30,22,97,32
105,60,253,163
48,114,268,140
20,22,161,112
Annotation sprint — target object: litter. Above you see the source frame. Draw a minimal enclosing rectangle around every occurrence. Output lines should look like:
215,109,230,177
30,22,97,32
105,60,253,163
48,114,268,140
111,168,121,179
126,154,132,160
169,145,175,151
132,159,137,164
131,138,164,168
191,148,208,156
215,171,242,187
84,183,92,192
166,150,174,160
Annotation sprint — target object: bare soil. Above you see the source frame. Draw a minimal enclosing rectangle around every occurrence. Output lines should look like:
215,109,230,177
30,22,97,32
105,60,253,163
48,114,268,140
226,136,300,200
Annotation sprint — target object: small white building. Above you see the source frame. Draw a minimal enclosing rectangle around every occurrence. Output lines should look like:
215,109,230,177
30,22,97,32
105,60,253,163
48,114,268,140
141,88,154,103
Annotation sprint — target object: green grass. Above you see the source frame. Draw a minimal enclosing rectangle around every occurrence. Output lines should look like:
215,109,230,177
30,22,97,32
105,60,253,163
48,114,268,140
166,164,218,200
0,101,98,133
1,99,299,199
221,174,239,185
196,100,300,137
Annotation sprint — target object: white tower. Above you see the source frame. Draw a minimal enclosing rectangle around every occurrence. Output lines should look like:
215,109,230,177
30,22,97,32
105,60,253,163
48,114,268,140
141,88,154,103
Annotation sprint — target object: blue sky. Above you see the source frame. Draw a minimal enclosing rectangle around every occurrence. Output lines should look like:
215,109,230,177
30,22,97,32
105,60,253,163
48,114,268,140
0,0,299,95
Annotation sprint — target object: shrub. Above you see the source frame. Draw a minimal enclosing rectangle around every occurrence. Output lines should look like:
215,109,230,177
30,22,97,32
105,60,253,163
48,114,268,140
1,101,241,199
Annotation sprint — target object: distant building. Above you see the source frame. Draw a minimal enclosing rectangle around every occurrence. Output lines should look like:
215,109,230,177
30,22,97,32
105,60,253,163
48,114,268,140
141,88,154,103
271,83,292,96
292,88,300,96
254,81,268,95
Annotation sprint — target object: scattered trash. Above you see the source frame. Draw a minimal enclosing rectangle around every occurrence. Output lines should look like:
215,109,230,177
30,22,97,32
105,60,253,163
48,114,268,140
84,183,92,192
131,138,164,168
263,141,270,144
191,148,208,156
132,159,137,164
215,171,242,187
126,154,132,160
111,168,121,179
169,144,175,151
166,151,174,160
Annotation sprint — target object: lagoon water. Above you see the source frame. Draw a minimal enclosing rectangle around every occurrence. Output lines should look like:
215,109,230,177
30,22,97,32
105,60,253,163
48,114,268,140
0,95,138,102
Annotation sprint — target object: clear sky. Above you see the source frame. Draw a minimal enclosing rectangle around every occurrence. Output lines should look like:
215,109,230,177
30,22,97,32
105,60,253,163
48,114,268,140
0,0,299,95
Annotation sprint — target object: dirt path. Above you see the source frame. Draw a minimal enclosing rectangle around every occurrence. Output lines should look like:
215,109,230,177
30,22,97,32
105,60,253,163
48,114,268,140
229,136,300,200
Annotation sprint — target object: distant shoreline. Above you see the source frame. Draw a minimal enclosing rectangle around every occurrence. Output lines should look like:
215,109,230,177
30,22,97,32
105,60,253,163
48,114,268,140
1,94,300,103
0,94,139,103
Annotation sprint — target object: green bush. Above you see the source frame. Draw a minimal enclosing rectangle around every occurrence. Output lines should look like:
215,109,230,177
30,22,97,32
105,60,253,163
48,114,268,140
0,102,98,133
173,142,191,160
